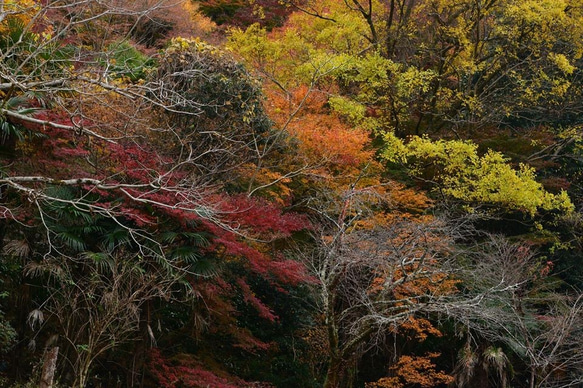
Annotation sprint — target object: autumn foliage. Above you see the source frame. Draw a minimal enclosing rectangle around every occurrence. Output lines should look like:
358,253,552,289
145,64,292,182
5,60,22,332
1,1,583,388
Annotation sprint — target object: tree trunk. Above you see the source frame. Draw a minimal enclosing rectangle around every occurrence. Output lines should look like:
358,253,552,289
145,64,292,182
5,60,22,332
40,346,59,388
324,356,355,388
529,367,536,388
74,358,91,388
323,356,344,388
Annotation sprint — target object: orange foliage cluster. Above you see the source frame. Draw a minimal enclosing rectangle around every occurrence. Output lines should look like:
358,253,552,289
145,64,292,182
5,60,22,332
387,182,434,215
393,269,458,300
399,317,443,342
354,186,433,231
266,85,374,172
364,216,458,296
366,353,454,388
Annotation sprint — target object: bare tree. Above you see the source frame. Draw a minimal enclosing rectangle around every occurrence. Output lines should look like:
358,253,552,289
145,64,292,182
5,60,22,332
302,179,467,388
26,252,176,388
451,237,583,388
314,221,458,387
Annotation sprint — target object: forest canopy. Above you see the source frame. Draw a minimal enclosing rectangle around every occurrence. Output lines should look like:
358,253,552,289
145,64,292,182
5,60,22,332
1,1,582,387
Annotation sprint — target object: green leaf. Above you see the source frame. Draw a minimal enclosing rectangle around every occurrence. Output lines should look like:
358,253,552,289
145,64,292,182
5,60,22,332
56,231,86,252
169,246,202,264
101,227,131,252
83,252,114,273
189,257,218,277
